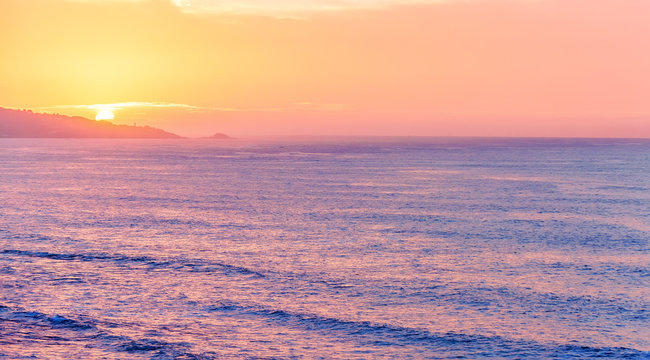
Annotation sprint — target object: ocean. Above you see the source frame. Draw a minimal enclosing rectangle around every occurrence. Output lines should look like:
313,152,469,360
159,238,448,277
0,137,648,359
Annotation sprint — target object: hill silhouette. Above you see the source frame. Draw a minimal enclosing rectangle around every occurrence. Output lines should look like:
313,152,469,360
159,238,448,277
0,108,181,138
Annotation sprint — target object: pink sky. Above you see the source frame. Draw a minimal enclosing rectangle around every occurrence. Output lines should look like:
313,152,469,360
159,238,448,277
1,0,649,137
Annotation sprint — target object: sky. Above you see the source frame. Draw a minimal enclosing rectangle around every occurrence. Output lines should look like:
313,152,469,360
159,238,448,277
1,0,649,137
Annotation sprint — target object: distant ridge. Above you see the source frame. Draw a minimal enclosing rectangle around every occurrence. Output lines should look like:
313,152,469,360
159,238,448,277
0,107,182,138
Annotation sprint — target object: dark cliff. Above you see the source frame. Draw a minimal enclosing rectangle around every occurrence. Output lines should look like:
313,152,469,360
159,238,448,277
0,108,181,138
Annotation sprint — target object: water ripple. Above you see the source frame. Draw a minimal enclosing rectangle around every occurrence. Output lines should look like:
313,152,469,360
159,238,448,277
0,249,264,278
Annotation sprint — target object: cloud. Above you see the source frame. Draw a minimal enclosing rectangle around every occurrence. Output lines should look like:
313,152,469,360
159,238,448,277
37,102,210,112
50,102,198,109
62,0,148,2
58,0,452,17
36,101,346,113
170,0,448,17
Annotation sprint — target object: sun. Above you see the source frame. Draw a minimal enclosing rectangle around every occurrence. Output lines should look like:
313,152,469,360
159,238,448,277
95,109,115,121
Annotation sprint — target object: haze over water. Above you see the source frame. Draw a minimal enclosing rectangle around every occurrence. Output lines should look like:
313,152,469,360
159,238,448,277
0,137,648,359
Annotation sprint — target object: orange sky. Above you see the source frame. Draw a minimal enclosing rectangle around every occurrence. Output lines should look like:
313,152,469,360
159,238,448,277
1,0,649,137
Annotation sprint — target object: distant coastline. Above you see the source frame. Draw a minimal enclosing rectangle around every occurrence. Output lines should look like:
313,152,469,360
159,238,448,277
0,108,181,138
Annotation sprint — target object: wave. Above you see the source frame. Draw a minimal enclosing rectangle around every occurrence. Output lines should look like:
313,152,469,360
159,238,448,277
3,249,647,358
0,304,216,359
0,249,264,278
4,248,645,325
208,302,649,359
1,300,647,358
0,305,94,331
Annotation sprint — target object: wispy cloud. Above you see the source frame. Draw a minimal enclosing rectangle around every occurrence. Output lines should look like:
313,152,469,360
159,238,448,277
63,0,148,3
60,0,453,17
35,101,346,113
36,102,232,112
172,0,448,17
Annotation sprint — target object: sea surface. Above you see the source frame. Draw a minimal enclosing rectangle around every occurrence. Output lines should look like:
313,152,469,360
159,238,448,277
0,137,648,359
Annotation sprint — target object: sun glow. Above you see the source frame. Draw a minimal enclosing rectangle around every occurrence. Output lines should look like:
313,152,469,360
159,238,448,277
95,109,115,121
